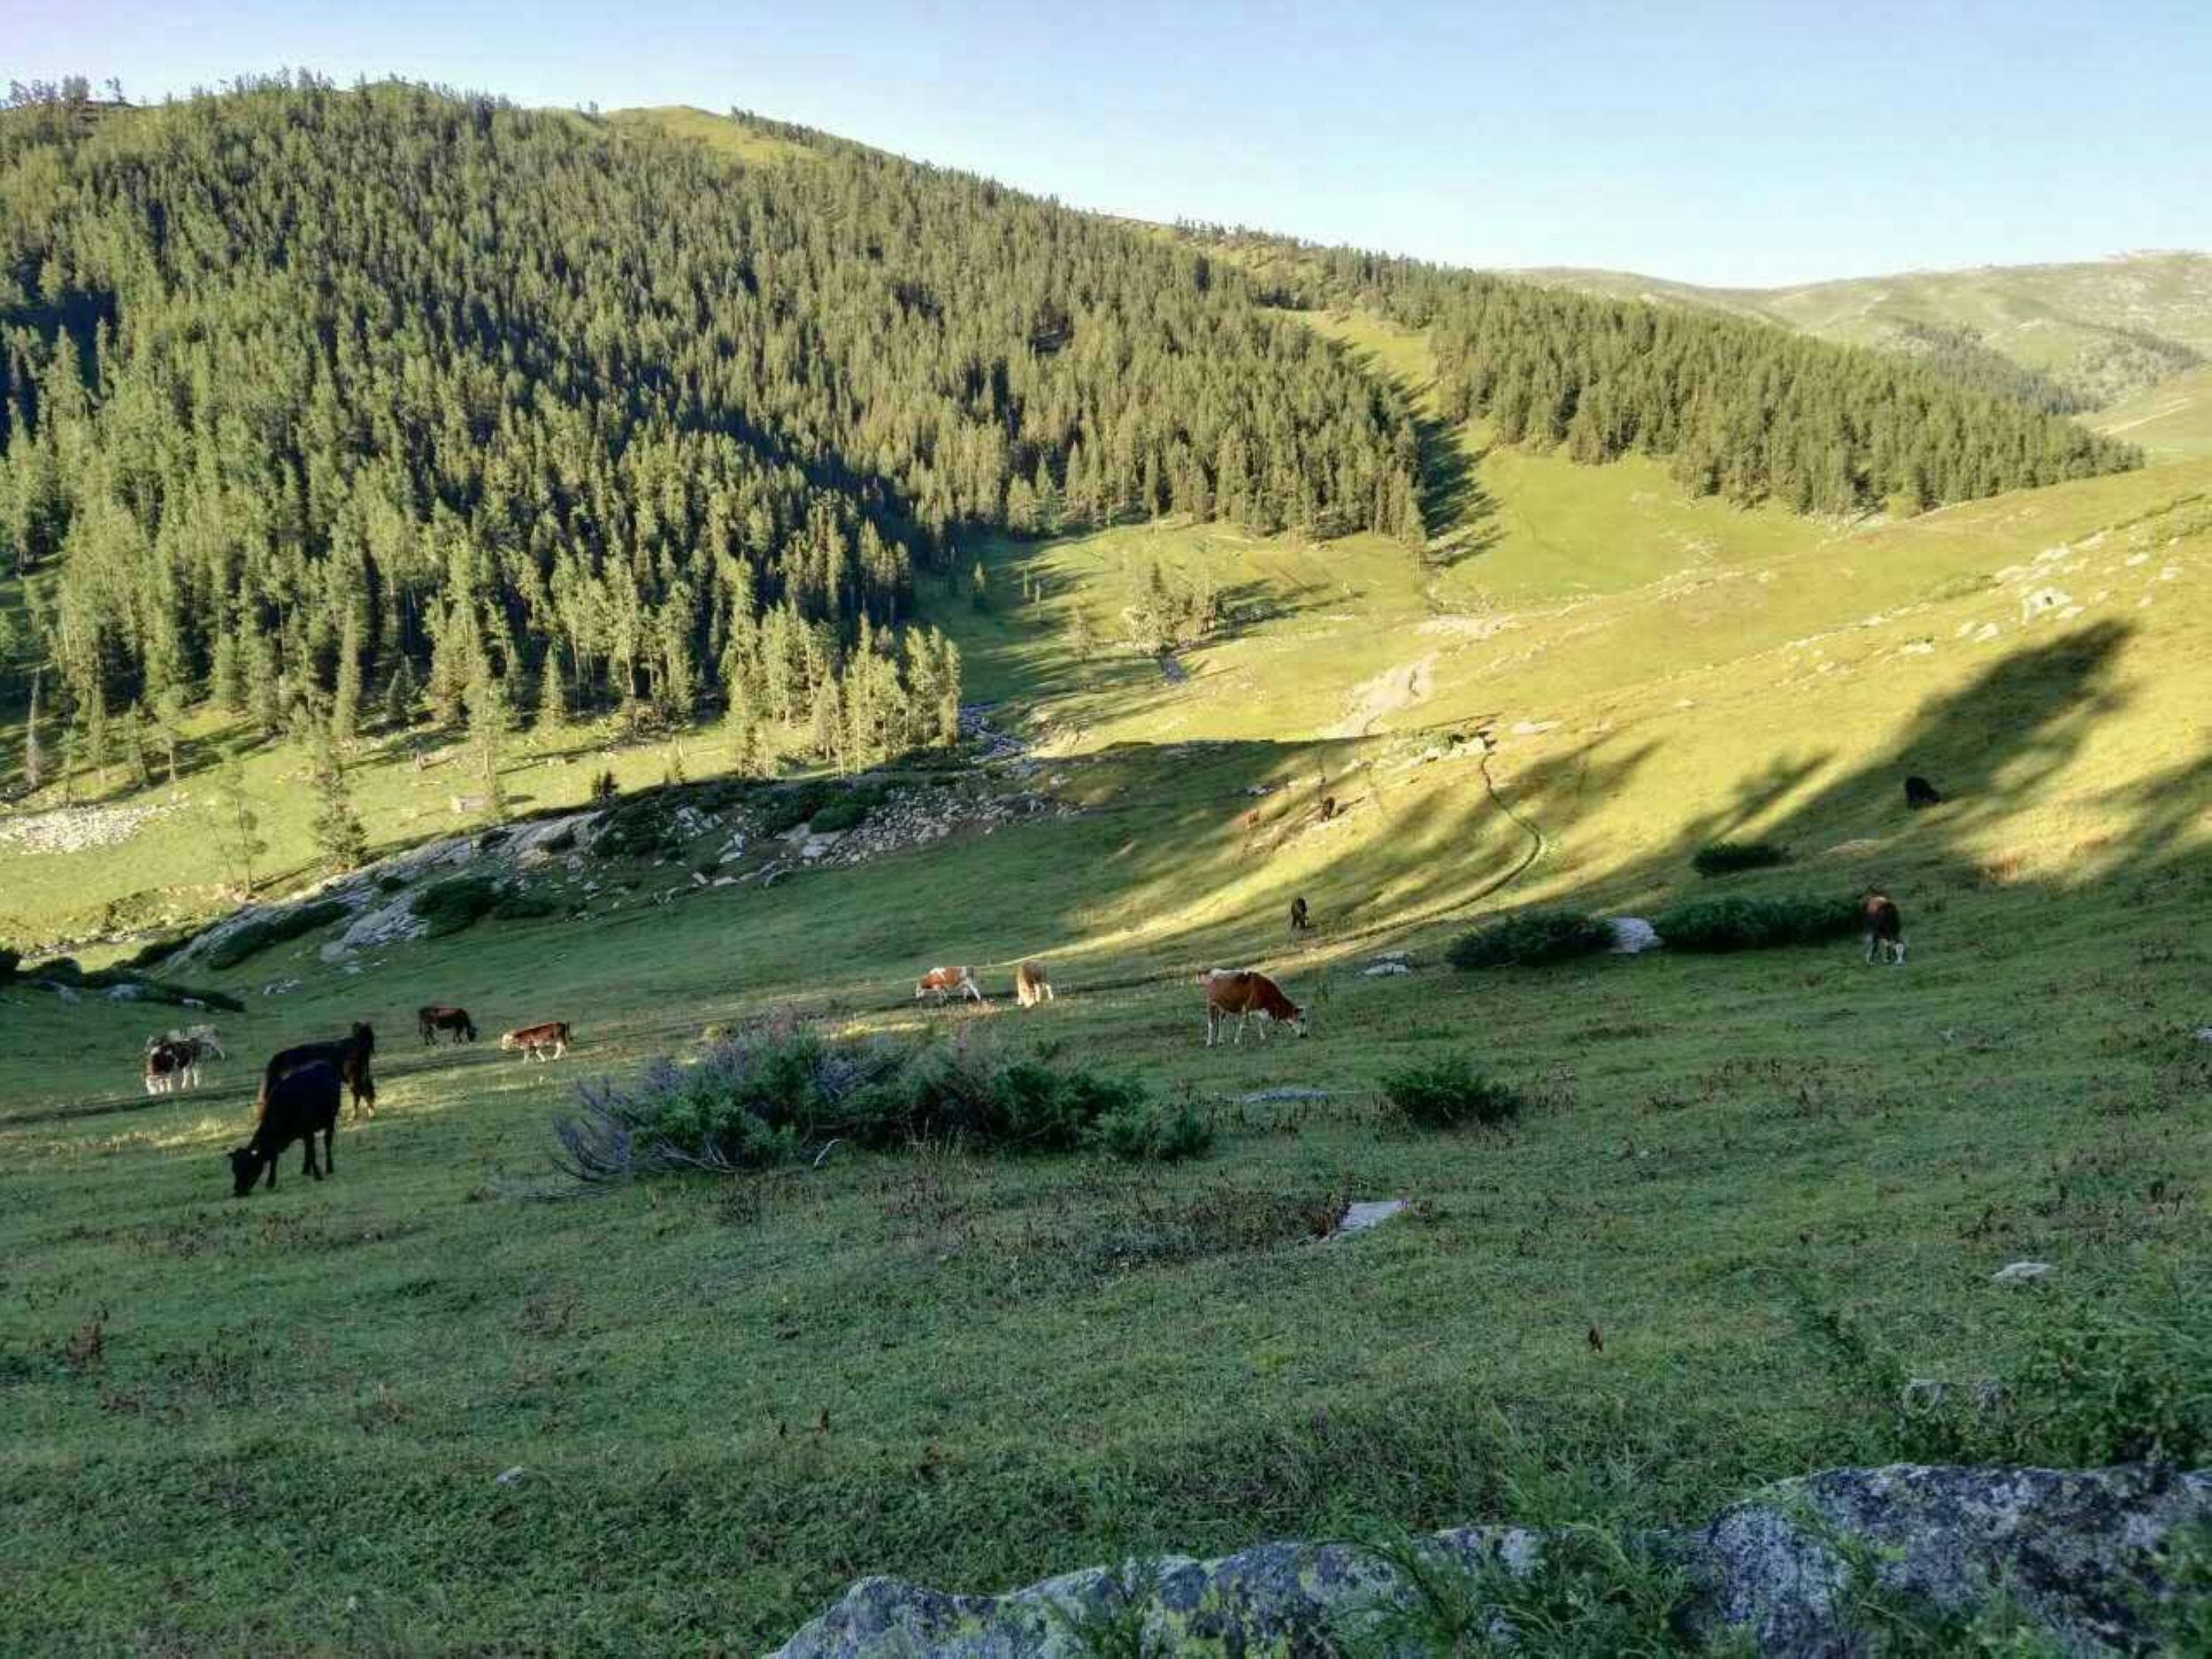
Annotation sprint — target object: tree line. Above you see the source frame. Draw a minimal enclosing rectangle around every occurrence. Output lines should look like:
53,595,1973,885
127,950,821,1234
0,77,1423,791
1177,225,2142,516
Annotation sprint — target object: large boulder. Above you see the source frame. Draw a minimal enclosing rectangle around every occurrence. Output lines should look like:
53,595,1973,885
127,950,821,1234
765,1464,2208,1657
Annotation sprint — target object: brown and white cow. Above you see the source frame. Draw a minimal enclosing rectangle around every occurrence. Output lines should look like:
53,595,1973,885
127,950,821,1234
1202,968,1307,1047
915,966,986,1005
143,1026,226,1095
501,1021,573,1061
1014,960,1055,1008
1863,894,1907,965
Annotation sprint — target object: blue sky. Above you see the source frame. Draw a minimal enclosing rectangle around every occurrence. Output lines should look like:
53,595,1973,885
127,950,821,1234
12,0,2208,286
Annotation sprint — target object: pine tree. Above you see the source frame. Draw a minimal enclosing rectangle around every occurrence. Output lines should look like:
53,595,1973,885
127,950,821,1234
22,668,42,792
212,749,265,896
465,657,511,823
307,729,368,872
331,610,363,749
380,657,419,732
123,704,150,788
534,651,568,732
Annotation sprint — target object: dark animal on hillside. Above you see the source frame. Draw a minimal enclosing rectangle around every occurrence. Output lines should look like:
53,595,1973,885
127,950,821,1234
1014,960,1055,1008
1289,896,1312,933
500,1021,572,1061
418,1005,478,1045
1202,968,1308,1047
1904,775,1943,810
1319,795,1338,822
915,965,986,1004
227,1061,341,1196
1863,893,1907,965
260,1022,377,1123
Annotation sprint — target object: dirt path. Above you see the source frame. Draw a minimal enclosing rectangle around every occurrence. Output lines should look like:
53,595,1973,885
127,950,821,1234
1330,655,1433,738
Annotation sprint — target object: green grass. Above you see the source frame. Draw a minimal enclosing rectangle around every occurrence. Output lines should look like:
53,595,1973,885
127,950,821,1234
5,297,2212,1648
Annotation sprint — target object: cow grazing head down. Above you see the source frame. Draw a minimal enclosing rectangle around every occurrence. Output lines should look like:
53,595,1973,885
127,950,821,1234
1203,969,1309,1047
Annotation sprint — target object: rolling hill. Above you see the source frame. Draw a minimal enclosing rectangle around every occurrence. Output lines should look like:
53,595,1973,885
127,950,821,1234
2,89,2208,1655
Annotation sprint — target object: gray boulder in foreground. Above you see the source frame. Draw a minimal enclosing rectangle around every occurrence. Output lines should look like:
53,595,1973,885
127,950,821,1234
766,1464,2208,1656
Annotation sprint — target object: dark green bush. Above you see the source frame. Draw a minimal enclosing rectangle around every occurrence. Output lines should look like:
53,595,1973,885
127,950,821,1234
554,1025,1171,1180
0,947,19,984
594,793,683,858
119,931,192,972
204,900,351,970
754,782,838,837
490,891,558,921
1691,840,1792,877
1653,894,1861,952
1382,1055,1528,1130
411,876,504,937
1446,910,1610,970
807,794,872,833
1091,1097,1215,1163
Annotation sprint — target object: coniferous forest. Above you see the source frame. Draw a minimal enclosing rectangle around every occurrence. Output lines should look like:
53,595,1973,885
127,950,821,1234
0,77,1422,772
1186,226,2142,514
0,78,2145,784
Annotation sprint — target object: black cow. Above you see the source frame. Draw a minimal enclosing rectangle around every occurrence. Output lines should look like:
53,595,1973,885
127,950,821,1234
227,1062,341,1196
260,1022,376,1121
1288,895,1312,933
1904,775,1944,810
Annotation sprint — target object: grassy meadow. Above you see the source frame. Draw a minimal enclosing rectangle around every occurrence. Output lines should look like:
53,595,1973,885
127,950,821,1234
5,269,2212,1647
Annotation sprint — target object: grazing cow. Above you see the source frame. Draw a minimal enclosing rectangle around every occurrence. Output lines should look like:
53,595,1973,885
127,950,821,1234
227,1061,341,1196
260,1023,377,1123
143,1041,192,1095
1319,795,1338,822
1288,896,1312,933
1202,968,1308,1047
1904,775,1944,810
1014,960,1055,1008
915,966,986,1005
418,1004,479,1045
500,1021,572,1061
1863,893,1907,965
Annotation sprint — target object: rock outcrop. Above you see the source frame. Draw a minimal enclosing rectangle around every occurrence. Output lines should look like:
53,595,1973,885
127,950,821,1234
766,1464,2208,1657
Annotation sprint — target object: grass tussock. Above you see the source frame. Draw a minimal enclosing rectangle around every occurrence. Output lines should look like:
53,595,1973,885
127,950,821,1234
1447,910,1611,970
1650,894,1862,952
1382,1056,1529,1131
553,1022,1186,1181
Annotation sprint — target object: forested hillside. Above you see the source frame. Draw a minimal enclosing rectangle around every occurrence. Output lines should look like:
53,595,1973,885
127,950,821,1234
1187,227,2143,514
0,77,1420,780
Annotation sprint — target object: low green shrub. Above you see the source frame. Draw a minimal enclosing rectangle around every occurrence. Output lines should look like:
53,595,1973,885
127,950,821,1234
411,876,503,937
490,891,557,921
1691,840,1792,877
1382,1056,1527,1130
0,947,19,984
554,1025,1177,1181
1653,894,1861,952
1091,1096,1215,1163
1446,910,1610,970
204,901,351,970
754,782,838,836
807,794,872,833
594,793,682,858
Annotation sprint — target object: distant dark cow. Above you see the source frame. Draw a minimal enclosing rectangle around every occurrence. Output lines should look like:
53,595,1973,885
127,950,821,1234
1863,893,1907,965
1202,968,1308,1047
418,1005,478,1045
500,1021,572,1061
915,965,986,1005
227,1061,341,1196
1904,775,1943,810
1318,795,1338,822
1288,896,1312,933
260,1023,377,1123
